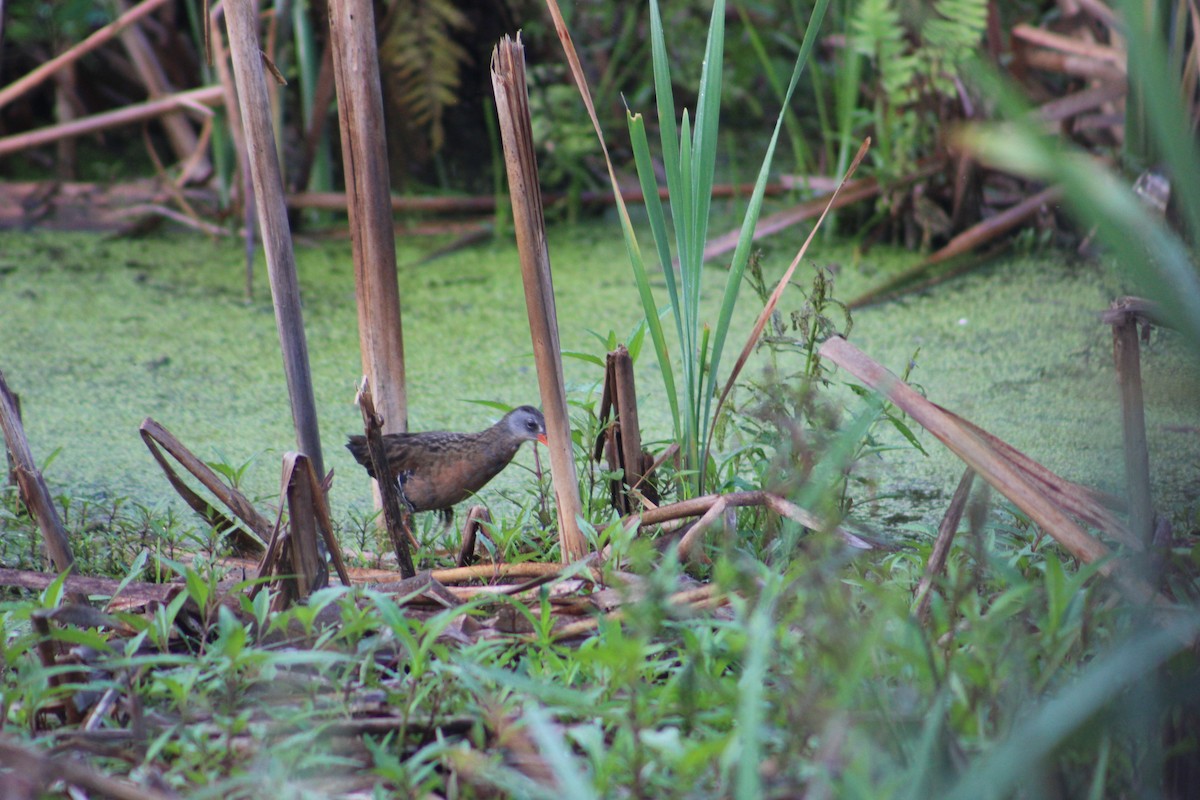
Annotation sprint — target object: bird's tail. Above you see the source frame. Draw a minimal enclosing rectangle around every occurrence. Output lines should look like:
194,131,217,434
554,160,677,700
344,436,378,478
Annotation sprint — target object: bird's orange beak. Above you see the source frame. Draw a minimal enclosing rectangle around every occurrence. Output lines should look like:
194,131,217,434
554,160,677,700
537,433,548,445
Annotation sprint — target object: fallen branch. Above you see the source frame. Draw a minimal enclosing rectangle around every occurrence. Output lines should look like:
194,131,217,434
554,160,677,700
287,181,788,216
0,735,177,800
0,567,171,604
631,489,875,551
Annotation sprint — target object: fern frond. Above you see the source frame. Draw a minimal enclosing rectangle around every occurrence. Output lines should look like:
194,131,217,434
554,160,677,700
379,0,471,153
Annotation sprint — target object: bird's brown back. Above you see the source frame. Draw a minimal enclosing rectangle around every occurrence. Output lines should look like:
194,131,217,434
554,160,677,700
345,406,545,513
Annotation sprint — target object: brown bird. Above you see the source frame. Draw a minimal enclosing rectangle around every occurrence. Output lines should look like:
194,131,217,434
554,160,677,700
346,406,547,523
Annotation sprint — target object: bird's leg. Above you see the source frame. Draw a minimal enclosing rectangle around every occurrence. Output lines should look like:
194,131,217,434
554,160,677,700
394,471,421,550
439,508,454,539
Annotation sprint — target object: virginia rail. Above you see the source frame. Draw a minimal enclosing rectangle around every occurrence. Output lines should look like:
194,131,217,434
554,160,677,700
346,406,547,523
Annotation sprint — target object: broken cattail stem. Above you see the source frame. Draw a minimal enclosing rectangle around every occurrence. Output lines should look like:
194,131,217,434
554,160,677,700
356,378,417,579
0,0,173,111
328,0,408,443
1108,297,1155,544
818,335,1166,610
457,505,491,567
140,418,271,554
0,372,82,602
224,0,325,479
282,453,330,602
355,381,417,575
491,35,587,562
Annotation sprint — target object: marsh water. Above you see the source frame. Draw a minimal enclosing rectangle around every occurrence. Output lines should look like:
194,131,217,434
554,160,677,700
2,216,1197,538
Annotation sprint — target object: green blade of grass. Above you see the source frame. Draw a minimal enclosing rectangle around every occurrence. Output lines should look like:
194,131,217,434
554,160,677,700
542,0,682,443
702,0,833,450
688,0,725,273
945,616,1200,800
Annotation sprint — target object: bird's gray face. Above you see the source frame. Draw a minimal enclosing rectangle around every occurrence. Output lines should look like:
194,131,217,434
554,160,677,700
507,406,548,443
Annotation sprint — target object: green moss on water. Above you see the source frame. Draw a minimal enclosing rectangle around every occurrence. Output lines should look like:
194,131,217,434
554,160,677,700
1,221,1197,530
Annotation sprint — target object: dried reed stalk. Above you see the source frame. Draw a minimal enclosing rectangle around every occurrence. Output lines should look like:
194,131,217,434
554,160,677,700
0,85,222,159
0,0,172,111
328,0,408,440
914,468,975,624
491,35,587,562
817,336,1164,608
0,372,83,602
848,186,1063,308
1107,297,1154,544
139,418,271,554
355,378,417,578
114,0,210,182
224,0,325,479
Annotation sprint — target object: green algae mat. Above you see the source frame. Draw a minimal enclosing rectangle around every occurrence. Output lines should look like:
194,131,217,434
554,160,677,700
1,224,1196,534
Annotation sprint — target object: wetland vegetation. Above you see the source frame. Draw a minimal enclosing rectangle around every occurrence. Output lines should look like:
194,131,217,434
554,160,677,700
2,0,1199,797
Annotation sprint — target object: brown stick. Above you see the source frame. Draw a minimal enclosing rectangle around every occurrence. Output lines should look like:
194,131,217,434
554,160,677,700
287,181,789,215
206,4,256,299
1108,297,1154,544
611,345,645,502
0,567,174,604
0,85,223,159
457,505,492,567
0,0,173,111
114,0,210,182
431,561,582,584
631,489,873,548
139,417,270,554
547,584,721,641
328,0,408,442
937,403,1136,548
1020,49,1126,81
848,186,1063,309
914,468,975,624
675,495,728,560
282,453,330,601
4,390,18,489
492,35,587,562
1037,80,1127,123
0,372,79,593
701,159,947,264
291,39,336,194
1012,23,1125,63
31,612,82,723
355,378,417,578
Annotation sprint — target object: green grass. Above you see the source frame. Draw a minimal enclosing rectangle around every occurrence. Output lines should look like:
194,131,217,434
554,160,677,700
2,226,1198,797
3,471,1197,796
